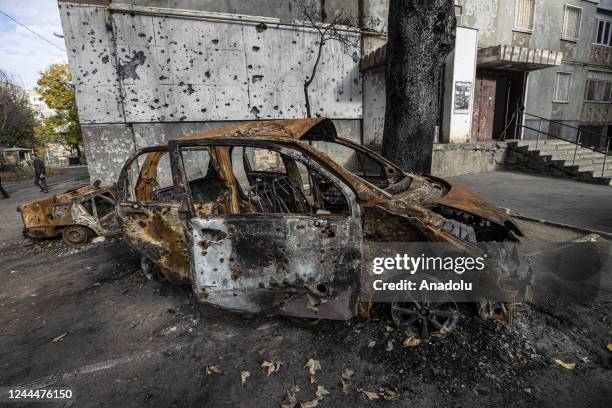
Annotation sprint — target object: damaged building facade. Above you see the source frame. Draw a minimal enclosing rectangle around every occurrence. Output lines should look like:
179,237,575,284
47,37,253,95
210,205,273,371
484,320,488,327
59,0,612,184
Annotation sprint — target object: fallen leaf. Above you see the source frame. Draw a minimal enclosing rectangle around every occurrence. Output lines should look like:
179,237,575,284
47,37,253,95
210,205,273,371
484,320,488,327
357,389,380,400
339,368,354,394
340,378,351,394
261,360,282,376
240,370,251,386
306,295,321,312
315,385,329,399
299,385,329,408
403,336,421,347
51,332,68,343
607,343,612,352
281,384,300,408
554,359,575,369
341,368,354,379
300,399,319,408
305,358,321,383
382,386,399,400
206,365,222,375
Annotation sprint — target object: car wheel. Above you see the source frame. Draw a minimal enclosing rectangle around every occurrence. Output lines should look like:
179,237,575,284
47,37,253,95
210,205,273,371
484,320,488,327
390,275,460,338
62,225,92,246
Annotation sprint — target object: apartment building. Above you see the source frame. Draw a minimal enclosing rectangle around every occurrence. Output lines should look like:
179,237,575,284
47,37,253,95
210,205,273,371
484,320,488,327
59,0,611,183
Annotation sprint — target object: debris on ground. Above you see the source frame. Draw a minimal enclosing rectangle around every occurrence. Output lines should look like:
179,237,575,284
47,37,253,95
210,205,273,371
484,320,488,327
261,360,282,376
50,332,68,343
554,359,576,369
240,370,251,386
305,359,321,384
205,365,222,375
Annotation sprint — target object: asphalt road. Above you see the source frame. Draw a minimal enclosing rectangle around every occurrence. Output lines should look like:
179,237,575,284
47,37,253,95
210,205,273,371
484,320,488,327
449,170,612,234
0,167,610,407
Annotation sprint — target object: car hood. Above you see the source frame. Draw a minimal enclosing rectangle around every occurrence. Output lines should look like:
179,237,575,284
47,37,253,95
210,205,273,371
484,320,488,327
426,176,513,227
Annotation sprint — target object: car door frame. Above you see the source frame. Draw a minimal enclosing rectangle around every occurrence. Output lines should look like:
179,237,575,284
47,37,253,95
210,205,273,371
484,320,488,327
167,138,364,320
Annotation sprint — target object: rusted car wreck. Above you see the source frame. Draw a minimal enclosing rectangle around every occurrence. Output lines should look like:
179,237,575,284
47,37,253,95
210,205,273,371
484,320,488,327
117,118,529,335
19,182,120,246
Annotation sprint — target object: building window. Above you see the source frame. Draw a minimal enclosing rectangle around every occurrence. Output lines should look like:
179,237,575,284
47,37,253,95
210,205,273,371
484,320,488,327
562,5,582,41
554,72,572,103
595,18,612,46
585,80,612,102
514,0,535,32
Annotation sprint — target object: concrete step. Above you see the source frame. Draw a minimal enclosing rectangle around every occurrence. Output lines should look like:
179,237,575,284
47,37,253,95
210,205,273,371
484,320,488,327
548,151,604,161
531,144,585,153
579,168,612,179
516,139,570,147
572,157,612,166
575,164,612,173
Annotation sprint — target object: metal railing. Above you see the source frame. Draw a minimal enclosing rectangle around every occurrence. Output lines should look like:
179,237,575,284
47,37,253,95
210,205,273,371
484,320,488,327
501,110,611,178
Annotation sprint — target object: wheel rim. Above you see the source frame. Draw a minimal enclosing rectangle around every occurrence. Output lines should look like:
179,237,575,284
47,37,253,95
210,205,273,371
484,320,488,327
391,301,459,338
63,226,89,246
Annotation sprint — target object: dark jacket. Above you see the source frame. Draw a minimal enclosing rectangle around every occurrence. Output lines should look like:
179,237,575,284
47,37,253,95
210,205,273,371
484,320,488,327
33,158,46,176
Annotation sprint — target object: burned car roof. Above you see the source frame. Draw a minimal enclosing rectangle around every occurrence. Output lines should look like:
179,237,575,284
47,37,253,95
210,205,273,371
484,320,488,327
170,118,337,144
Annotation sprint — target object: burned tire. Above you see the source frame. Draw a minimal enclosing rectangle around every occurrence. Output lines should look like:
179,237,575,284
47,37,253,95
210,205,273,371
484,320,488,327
390,275,460,338
62,225,93,246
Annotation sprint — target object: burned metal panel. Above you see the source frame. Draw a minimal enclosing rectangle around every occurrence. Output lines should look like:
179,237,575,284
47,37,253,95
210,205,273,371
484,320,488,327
190,215,361,318
19,185,119,239
109,8,362,122
121,203,191,284
58,2,125,124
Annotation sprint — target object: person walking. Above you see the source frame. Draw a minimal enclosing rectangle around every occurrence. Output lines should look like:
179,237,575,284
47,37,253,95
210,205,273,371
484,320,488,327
33,153,48,193
0,177,9,199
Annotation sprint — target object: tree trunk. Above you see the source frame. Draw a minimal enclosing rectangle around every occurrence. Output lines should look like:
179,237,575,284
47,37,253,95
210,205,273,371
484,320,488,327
382,0,456,173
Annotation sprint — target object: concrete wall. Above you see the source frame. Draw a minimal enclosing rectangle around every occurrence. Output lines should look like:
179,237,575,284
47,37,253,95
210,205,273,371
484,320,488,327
59,1,363,184
431,142,509,178
122,0,360,22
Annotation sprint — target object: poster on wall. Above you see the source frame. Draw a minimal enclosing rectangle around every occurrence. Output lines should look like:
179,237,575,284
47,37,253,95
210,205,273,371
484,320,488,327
454,81,472,114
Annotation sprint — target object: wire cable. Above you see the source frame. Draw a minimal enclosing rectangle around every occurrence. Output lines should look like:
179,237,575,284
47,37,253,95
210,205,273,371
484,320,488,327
0,8,66,52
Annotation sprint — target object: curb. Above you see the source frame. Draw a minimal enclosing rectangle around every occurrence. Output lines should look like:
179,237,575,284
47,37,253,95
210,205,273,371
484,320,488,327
511,213,612,240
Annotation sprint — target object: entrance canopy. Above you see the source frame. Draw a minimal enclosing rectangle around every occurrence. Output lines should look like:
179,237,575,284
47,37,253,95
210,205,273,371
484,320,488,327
477,45,563,71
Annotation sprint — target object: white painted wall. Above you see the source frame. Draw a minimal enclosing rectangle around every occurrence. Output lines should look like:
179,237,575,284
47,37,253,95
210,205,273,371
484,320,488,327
59,3,362,125
441,26,478,144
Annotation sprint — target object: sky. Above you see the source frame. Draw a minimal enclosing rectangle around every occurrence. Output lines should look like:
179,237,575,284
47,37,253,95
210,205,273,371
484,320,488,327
0,0,68,90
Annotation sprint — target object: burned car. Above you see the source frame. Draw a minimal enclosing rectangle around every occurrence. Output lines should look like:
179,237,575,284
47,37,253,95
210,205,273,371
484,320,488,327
19,182,120,246
117,118,530,335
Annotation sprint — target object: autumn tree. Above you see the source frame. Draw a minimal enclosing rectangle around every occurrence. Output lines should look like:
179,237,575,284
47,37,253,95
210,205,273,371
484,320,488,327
0,70,36,148
382,0,456,173
36,64,83,157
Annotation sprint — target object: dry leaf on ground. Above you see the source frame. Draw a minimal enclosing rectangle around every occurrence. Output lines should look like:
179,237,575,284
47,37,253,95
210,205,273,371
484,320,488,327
357,389,380,400
205,365,222,375
305,358,321,383
261,360,282,375
554,359,576,369
281,384,300,408
50,332,68,343
240,370,251,385
403,336,420,347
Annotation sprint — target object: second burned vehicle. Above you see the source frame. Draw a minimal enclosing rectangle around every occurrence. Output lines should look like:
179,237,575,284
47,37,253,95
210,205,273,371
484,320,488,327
116,118,531,336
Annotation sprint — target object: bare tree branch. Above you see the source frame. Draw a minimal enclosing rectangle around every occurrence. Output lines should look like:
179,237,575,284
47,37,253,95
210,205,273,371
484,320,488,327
296,0,364,117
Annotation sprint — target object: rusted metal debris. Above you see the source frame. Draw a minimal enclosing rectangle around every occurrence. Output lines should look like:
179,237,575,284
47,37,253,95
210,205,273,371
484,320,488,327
116,118,529,328
18,181,121,246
